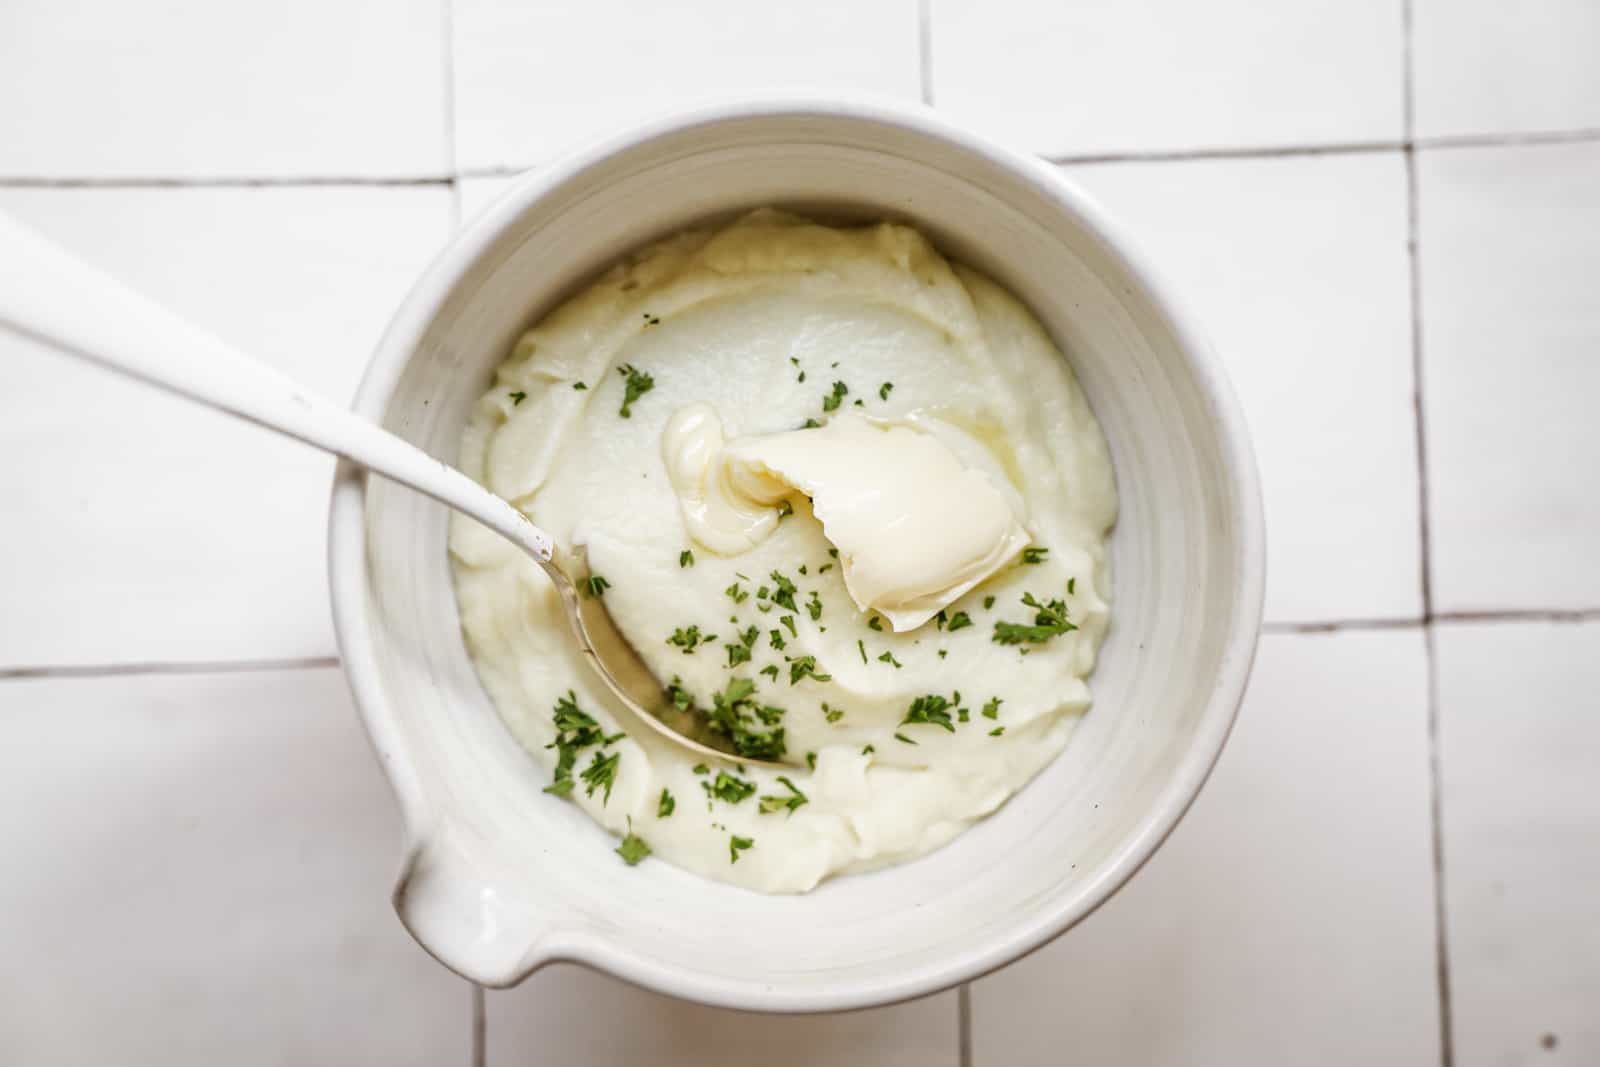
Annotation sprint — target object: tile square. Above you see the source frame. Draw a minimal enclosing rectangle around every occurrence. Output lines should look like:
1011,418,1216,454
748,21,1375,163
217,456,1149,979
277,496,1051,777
1414,0,1600,139
0,186,453,667
486,965,957,1066
1064,152,1421,623
971,629,1441,1064
451,0,921,172
0,668,468,1066
0,0,448,179
1436,620,1600,1066
1418,141,1600,613
930,0,1403,157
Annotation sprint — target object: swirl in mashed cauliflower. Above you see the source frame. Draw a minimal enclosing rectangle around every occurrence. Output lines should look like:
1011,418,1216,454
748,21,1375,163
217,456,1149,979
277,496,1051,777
449,210,1117,893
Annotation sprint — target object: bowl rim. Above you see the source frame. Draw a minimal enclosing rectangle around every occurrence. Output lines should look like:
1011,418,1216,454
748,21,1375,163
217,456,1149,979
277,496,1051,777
328,91,1265,1012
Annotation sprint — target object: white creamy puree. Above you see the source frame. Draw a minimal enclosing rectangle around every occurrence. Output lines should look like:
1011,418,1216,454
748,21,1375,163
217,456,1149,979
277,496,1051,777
450,209,1117,893
663,406,1032,631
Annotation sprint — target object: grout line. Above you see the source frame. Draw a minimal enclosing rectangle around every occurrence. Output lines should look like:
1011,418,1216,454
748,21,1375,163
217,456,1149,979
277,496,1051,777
1435,608,1600,625
0,656,339,681
1263,617,1422,634
957,982,972,1067
918,0,934,106
1046,140,1404,166
1401,0,1453,1062
472,985,486,1067
1419,126,1600,151
0,175,452,189
442,0,462,230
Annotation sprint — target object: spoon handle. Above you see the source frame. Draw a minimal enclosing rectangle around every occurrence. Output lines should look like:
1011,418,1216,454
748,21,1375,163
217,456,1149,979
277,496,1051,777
0,212,553,563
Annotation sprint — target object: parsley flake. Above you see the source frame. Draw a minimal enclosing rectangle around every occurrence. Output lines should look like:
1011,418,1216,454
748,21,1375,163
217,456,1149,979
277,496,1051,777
580,575,610,598
867,616,883,631
806,591,823,621
984,595,996,610
878,650,903,668
822,381,848,412
704,770,757,805
679,550,694,568
992,593,1077,646
509,390,527,405
729,835,754,863
788,655,832,686
658,789,675,818
758,776,809,816
879,382,894,401
666,625,707,654
982,697,1003,720
946,611,973,632
579,750,620,804
1021,546,1049,565
823,702,845,724
616,363,655,417
902,694,957,733
616,832,651,865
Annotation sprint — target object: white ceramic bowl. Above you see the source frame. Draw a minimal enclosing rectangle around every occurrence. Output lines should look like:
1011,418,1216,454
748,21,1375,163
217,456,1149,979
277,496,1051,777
328,94,1264,1013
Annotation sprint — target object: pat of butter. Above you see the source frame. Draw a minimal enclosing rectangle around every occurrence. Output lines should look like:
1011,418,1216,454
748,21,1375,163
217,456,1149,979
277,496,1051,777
662,404,1029,631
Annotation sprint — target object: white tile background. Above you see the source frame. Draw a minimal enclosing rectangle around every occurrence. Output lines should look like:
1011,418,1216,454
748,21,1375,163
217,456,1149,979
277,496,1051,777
2,0,1596,1064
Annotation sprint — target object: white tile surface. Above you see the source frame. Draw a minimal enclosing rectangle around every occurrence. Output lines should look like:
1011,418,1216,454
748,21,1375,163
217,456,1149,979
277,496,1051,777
1063,153,1421,623
0,668,468,1066
1414,0,1600,140
0,186,453,667
929,0,1403,157
971,629,1441,1065
0,0,448,179
1436,620,1600,1066
487,965,957,1066
1418,142,1600,613
456,174,519,227
451,0,921,172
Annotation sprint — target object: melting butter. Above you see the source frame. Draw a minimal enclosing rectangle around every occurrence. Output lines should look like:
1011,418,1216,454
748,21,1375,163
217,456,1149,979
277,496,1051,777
662,406,1030,631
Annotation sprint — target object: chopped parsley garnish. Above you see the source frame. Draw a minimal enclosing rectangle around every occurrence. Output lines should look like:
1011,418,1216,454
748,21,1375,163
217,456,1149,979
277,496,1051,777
1068,577,1077,595
1021,545,1049,565
580,575,610,598
658,789,675,817
692,763,710,775
938,649,948,659
894,732,917,745
543,690,608,796
642,312,661,327
992,593,1077,645
867,616,883,631
729,835,754,863
957,706,969,722
779,614,797,637
725,625,759,667
616,832,651,865
797,564,807,575
760,664,779,680
509,390,527,405
572,381,587,391
823,702,845,724
982,697,1003,720
679,550,694,568
666,625,707,653
983,595,996,610
579,750,620,804
989,726,1005,737
788,655,832,685
706,677,787,760
777,500,794,520
862,744,876,755
806,591,823,621
615,363,655,417
935,609,948,630
769,629,787,651
806,751,817,770
828,548,839,558
878,650,903,668
901,694,956,733
769,572,799,612
725,581,749,604
759,776,809,816
857,639,868,664
818,563,833,573
822,381,848,412
879,382,894,401
853,398,864,407
704,770,757,805
946,611,973,632
801,418,822,429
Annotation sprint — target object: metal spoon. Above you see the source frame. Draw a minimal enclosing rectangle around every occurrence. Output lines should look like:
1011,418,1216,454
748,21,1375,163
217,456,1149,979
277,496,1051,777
0,213,754,766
